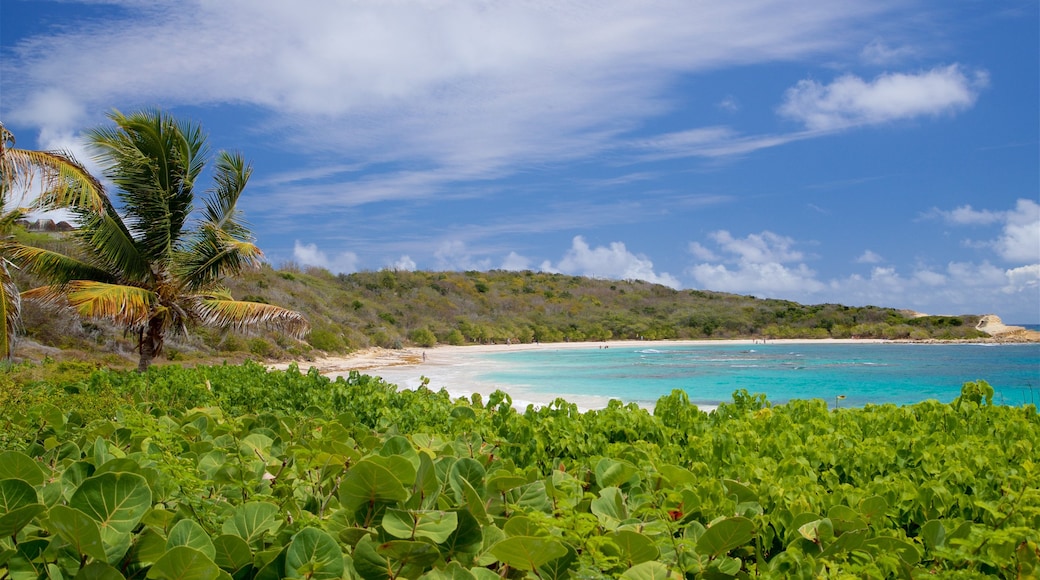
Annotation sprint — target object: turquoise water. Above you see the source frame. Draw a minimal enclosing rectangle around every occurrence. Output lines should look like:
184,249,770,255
479,343,1040,408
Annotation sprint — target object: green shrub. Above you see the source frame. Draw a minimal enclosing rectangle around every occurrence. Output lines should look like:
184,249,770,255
410,328,437,347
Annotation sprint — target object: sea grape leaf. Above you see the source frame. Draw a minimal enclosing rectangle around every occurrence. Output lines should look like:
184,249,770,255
722,479,757,504
656,464,697,489
440,509,483,559
457,476,490,525
0,478,38,513
820,528,868,559
167,518,217,560
0,451,47,486
48,505,107,562
212,534,253,574
408,452,442,510
594,458,638,489
612,530,660,565
368,454,417,488
146,546,221,580
340,459,409,512
858,495,888,523
0,503,44,538
69,471,151,541
253,547,288,580
131,527,171,569
862,536,922,565
220,501,281,550
503,515,548,538
377,540,440,572
350,536,390,580
490,536,567,571
590,487,628,529
379,436,421,471
619,561,680,580
798,518,834,545
449,458,487,500
514,481,551,513
75,561,125,580
382,509,458,544
417,561,476,580
919,519,946,552
536,541,578,580
285,527,345,580
696,516,754,559
486,474,527,494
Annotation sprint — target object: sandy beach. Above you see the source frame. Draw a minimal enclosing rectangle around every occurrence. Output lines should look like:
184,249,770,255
270,338,895,411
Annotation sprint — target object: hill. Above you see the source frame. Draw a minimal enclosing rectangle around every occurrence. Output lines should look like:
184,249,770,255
9,228,994,366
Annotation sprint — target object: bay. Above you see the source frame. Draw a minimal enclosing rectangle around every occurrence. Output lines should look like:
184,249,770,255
477,342,1040,408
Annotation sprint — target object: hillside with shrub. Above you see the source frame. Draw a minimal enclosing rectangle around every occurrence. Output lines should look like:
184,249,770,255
11,227,989,366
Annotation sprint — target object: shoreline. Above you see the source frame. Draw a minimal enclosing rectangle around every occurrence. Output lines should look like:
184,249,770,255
270,337,1038,412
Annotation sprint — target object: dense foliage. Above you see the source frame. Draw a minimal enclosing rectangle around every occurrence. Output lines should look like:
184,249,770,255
2,362,1036,578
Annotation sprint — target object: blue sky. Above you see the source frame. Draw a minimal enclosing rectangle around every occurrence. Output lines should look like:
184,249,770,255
3,0,1038,322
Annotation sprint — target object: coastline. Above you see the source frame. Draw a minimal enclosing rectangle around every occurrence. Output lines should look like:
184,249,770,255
268,337,926,412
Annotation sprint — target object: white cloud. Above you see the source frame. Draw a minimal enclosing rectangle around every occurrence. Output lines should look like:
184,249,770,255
392,255,417,271
779,65,987,131
686,230,824,297
717,96,740,112
4,0,897,207
293,241,360,274
928,198,1040,265
688,242,718,261
995,199,1040,263
544,236,680,288
433,240,491,271
859,39,916,65
857,250,884,264
500,251,531,271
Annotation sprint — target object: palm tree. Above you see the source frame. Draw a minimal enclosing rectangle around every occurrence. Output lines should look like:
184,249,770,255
10,110,308,371
0,121,105,359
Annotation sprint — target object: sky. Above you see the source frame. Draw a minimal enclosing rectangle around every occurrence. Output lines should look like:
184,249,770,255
2,1,1038,323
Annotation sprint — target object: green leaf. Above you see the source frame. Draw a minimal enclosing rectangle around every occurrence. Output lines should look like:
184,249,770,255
862,536,922,565
75,561,126,580
0,451,47,486
0,503,44,538
220,501,281,550
377,540,441,573
696,516,754,559
350,535,391,580
440,509,483,558
167,518,217,560
612,530,659,565
594,458,638,489
147,546,221,580
590,487,628,528
285,527,344,580
382,509,458,544
449,458,486,500
418,561,476,580
212,534,253,574
340,459,409,512
919,520,945,551
490,536,567,571
0,478,38,513
620,561,680,580
48,505,107,562
69,471,152,537
486,474,527,494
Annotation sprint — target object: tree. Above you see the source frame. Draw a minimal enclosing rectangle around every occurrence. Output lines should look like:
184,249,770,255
10,110,308,371
0,121,105,359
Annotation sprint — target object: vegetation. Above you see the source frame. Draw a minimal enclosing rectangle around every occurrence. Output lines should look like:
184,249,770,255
0,121,105,359
8,110,307,371
0,362,1036,577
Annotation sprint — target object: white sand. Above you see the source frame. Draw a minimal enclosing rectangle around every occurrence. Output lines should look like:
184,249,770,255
271,338,890,412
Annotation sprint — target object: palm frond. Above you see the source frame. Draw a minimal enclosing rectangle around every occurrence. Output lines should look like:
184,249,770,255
5,244,114,285
177,226,263,291
62,281,156,328
0,122,106,214
75,206,151,284
201,151,252,238
0,260,21,359
196,296,309,339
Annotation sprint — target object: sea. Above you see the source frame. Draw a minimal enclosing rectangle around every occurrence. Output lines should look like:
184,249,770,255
475,342,1040,409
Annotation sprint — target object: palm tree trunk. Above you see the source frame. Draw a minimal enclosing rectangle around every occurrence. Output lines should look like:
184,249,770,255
137,317,164,372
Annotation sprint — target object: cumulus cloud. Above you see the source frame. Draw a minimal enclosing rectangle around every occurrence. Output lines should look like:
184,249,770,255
543,236,680,288
392,255,417,271
859,39,917,65
433,240,491,271
927,198,1040,264
857,250,884,264
293,241,360,274
779,65,987,131
500,252,531,271
687,230,824,297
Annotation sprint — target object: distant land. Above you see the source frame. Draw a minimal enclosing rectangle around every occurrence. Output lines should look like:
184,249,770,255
11,228,1038,368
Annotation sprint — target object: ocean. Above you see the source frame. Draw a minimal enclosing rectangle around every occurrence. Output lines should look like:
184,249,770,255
477,342,1040,409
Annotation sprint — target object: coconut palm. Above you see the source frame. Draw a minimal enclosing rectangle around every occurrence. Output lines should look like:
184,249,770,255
10,110,308,371
0,121,105,359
